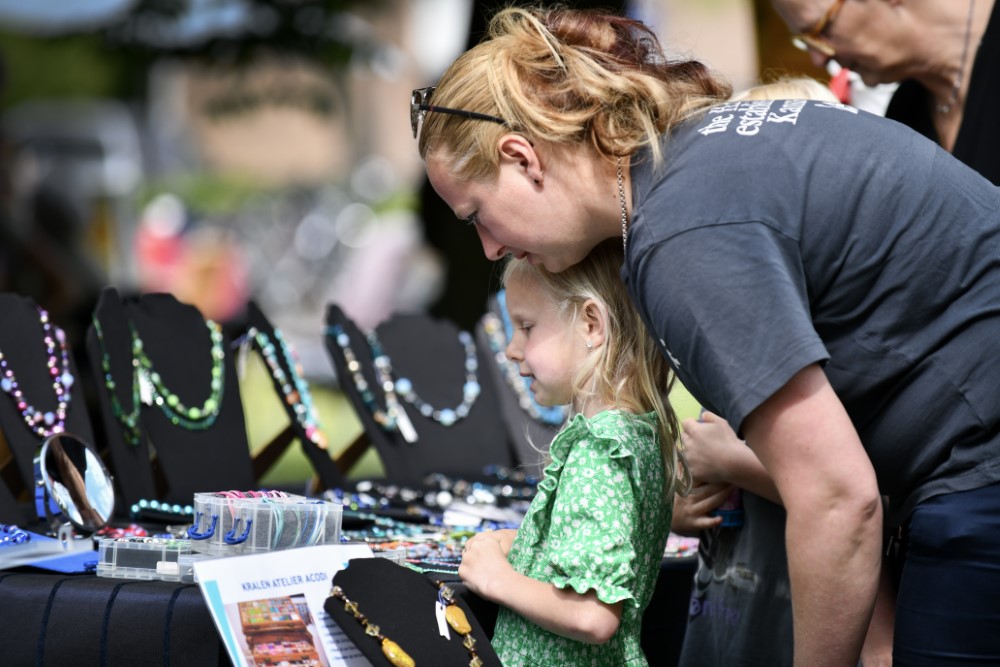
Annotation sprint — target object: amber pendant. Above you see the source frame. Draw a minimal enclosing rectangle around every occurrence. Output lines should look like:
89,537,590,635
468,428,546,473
381,638,415,667
445,604,472,635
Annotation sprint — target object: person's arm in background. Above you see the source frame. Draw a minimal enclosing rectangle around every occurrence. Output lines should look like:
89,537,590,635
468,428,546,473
860,557,896,667
743,363,882,667
671,481,732,535
676,407,896,663
671,409,780,535
681,410,782,504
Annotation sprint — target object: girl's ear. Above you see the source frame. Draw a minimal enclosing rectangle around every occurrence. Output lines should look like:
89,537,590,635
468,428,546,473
579,298,608,350
498,134,544,184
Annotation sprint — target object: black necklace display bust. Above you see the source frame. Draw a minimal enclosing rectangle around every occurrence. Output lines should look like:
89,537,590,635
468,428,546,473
326,557,501,667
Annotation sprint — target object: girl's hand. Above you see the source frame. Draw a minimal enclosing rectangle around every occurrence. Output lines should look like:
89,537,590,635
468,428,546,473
486,528,518,555
670,482,731,536
459,533,514,601
681,411,745,485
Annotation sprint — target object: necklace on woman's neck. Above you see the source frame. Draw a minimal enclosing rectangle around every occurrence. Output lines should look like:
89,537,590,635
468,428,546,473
937,0,976,115
617,156,629,252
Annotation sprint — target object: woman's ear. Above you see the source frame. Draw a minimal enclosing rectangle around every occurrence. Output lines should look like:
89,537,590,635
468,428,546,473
498,134,543,184
579,298,608,350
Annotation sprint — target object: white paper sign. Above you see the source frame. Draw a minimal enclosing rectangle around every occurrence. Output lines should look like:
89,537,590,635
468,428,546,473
194,544,376,667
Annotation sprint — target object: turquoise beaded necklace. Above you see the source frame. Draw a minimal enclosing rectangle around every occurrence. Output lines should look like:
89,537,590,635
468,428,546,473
326,324,418,443
243,326,327,449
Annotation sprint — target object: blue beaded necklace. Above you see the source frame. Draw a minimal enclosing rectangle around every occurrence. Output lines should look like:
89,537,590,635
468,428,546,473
327,324,418,443
241,326,326,449
492,290,568,426
365,328,481,428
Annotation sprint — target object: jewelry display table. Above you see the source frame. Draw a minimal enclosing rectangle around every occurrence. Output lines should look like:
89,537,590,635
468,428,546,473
0,555,695,666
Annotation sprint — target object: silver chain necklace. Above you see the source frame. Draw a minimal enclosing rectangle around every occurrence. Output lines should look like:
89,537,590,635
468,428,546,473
617,157,629,253
937,0,976,115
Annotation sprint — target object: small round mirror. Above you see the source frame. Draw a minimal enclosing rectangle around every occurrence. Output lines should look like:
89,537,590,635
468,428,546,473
33,433,115,533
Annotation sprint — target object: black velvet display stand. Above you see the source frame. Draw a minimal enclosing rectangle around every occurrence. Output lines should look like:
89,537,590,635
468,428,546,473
324,304,514,484
86,288,253,510
474,295,561,480
0,293,97,524
326,557,501,667
243,301,345,490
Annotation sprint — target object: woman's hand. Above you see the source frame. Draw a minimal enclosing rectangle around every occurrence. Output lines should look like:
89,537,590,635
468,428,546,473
670,482,731,536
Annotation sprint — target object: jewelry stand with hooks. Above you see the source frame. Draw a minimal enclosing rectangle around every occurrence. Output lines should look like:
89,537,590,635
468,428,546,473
0,293,96,522
323,304,514,485
86,287,254,509
240,301,348,491
325,556,502,667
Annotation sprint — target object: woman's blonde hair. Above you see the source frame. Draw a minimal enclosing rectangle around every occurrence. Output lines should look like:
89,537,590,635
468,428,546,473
502,240,691,496
418,5,731,183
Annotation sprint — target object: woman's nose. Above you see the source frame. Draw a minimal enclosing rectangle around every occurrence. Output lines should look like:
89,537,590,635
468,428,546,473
475,225,506,260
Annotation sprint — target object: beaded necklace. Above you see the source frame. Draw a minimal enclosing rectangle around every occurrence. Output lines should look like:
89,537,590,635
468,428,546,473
326,325,418,443
366,328,481,428
132,319,226,430
242,326,327,449
433,580,483,667
92,315,143,446
0,306,74,439
329,585,415,667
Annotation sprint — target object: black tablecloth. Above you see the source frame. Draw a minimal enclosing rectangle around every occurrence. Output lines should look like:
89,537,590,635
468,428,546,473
0,556,694,667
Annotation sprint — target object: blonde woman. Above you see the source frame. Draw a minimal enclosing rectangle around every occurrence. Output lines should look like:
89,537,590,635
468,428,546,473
415,6,1000,665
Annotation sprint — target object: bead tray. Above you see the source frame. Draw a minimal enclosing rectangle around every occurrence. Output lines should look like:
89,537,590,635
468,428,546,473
96,537,193,581
187,492,343,556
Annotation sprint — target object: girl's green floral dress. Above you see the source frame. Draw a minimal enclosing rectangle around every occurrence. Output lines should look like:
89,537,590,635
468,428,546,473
493,410,673,666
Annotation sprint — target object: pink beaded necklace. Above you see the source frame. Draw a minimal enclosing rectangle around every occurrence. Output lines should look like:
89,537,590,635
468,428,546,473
0,306,74,439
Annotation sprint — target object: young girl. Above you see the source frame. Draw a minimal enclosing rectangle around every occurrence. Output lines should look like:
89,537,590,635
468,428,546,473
459,240,689,666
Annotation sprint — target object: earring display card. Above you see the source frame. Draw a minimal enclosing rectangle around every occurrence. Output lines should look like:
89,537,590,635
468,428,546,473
192,543,376,667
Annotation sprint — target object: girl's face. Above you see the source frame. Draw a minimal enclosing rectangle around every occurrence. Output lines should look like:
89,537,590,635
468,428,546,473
503,272,590,409
425,140,612,274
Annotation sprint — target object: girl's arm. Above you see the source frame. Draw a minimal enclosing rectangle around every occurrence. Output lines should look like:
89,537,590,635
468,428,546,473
458,535,622,644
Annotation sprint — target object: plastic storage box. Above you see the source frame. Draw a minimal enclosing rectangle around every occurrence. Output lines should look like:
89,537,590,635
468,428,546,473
187,492,343,556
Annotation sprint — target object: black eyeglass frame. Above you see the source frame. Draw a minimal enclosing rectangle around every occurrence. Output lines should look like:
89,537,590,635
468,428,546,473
411,86,509,140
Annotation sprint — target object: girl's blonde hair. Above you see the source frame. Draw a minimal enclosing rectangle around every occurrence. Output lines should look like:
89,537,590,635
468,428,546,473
733,76,839,104
418,5,731,183
502,240,691,496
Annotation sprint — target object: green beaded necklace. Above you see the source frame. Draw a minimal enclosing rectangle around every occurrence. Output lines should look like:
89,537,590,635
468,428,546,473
92,315,143,446
131,319,226,430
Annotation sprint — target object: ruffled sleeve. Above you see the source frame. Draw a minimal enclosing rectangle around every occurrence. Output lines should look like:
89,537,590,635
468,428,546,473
542,413,648,608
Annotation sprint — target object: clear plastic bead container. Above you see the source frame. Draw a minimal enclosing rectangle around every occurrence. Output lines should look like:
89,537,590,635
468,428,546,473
96,537,193,580
187,492,343,556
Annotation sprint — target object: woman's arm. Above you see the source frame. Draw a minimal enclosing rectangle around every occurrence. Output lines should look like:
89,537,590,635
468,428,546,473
743,363,882,667
459,535,622,644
